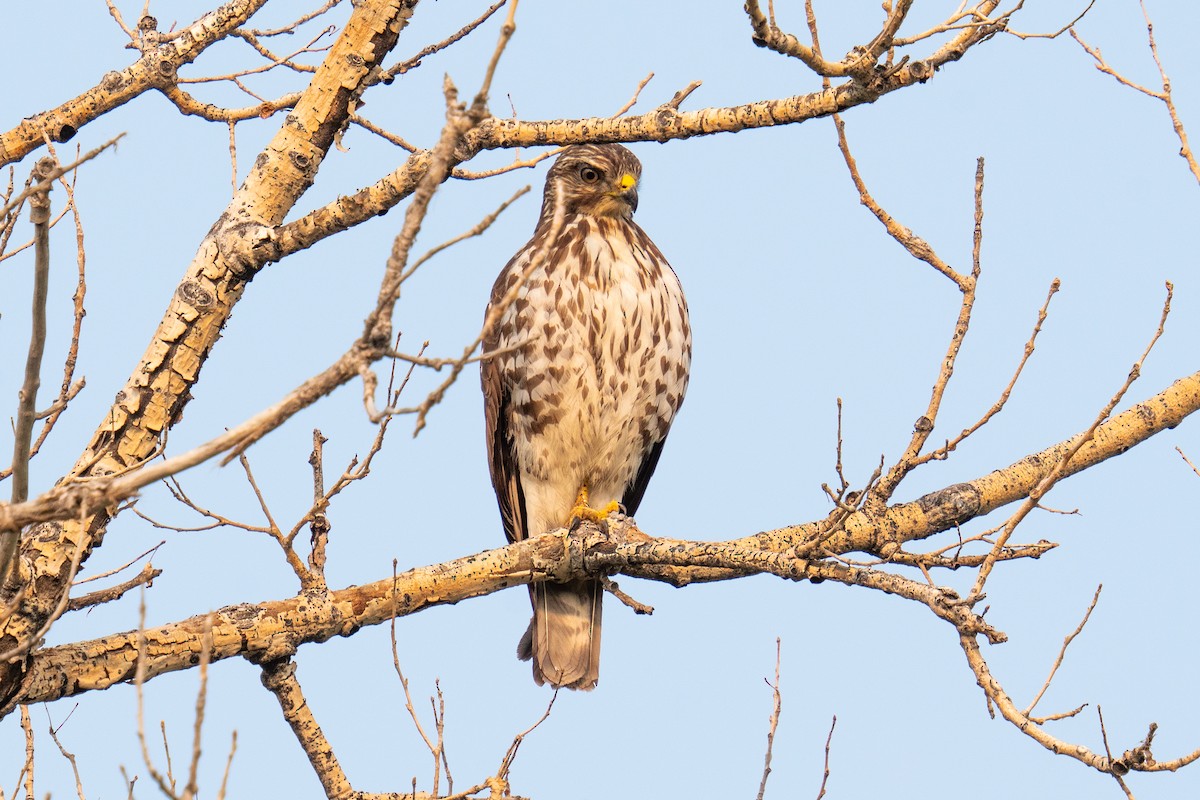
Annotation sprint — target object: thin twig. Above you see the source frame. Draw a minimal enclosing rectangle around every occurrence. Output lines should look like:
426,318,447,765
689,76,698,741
495,690,558,789
216,730,237,800
473,0,519,108
0,145,91,483
73,540,163,586
815,715,836,799
0,135,124,220
1024,585,1102,717
306,429,330,583
755,638,783,800
43,705,87,800
384,0,507,80
831,114,966,287
611,72,655,117
398,184,530,285
67,561,161,612
183,615,215,799
970,282,1173,598
241,0,342,37
390,561,442,791
916,278,1059,465
599,575,654,614
349,114,418,152
1072,1,1199,184
404,181,565,434
1176,446,1200,478
20,704,35,800
136,590,177,797
2,157,55,581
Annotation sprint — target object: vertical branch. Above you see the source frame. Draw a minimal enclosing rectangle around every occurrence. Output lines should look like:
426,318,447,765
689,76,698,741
1,157,56,581
472,0,519,109
390,561,443,792
756,638,783,800
183,615,215,800
216,730,237,800
307,429,330,586
136,591,177,798
815,715,836,799
20,704,34,800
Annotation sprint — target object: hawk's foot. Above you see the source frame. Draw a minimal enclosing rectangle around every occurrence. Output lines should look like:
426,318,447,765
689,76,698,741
566,484,621,528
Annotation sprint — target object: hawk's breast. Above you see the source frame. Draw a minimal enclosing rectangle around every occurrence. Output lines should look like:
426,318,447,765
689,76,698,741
495,214,691,515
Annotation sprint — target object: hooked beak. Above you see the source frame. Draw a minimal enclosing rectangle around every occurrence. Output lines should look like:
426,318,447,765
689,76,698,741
617,172,639,213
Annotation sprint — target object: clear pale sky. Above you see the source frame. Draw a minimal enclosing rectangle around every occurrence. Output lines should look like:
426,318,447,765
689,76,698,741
2,2,1199,798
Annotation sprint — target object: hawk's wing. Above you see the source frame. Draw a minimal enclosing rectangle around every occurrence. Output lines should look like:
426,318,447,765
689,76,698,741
482,269,528,546
620,437,666,517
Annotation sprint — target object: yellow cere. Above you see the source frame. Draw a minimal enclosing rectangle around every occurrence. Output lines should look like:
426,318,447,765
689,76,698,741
618,173,637,191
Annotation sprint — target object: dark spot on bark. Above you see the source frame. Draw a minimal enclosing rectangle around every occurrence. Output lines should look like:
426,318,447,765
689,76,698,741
916,482,982,531
177,281,214,309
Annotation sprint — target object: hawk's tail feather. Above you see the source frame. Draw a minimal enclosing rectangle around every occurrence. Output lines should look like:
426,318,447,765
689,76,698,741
520,580,602,690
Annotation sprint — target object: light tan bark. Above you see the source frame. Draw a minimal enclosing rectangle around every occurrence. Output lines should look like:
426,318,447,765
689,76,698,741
0,0,415,707
0,0,271,166
10,371,1196,710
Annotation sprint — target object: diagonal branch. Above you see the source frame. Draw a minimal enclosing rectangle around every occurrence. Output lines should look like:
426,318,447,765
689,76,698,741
1071,0,1200,185
0,0,417,708
10,367,1199,712
745,0,916,78
0,0,271,166
271,20,1007,263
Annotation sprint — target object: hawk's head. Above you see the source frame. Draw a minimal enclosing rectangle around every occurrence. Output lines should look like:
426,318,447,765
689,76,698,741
542,143,642,220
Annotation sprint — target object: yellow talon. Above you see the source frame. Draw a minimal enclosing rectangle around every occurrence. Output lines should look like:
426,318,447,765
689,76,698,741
565,484,620,526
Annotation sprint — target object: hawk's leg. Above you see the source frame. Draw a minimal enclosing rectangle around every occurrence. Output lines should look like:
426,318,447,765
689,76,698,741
566,484,621,529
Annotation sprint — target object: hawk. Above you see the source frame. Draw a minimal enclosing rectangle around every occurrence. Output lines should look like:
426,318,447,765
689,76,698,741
481,143,691,690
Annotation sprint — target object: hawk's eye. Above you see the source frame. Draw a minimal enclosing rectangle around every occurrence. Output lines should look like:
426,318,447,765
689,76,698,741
579,166,601,183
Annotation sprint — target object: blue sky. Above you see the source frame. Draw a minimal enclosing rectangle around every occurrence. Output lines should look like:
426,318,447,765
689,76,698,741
2,2,1199,798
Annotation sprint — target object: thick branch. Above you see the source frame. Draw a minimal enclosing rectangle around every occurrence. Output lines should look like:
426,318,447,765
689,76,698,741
730,371,1200,565
271,38,975,260
14,529,561,707
0,0,416,709
260,659,354,799
9,367,1198,709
